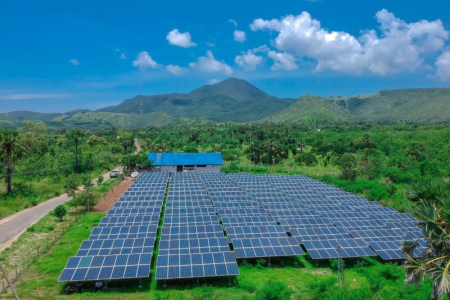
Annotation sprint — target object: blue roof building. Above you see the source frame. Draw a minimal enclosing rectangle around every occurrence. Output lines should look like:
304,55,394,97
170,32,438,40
148,153,223,173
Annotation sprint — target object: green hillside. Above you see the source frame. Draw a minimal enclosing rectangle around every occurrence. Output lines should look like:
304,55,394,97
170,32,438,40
264,94,354,124
339,88,450,123
97,77,291,122
50,111,174,129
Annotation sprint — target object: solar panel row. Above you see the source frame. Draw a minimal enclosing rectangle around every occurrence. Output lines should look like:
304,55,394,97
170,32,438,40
155,172,239,280
59,173,168,282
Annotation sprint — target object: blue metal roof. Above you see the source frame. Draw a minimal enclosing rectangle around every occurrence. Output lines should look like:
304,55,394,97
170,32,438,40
148,153,223,166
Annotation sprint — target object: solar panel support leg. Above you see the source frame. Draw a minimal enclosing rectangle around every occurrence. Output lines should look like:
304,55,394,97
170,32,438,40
197,278,200,286
163,281,167,287
104,281,108,290
138,278,142,289
268,257,271,266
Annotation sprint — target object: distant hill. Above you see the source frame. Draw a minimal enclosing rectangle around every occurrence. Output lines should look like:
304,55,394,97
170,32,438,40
267,88,450,124
1,79,450,128
97,77,292,122
264,94,355,124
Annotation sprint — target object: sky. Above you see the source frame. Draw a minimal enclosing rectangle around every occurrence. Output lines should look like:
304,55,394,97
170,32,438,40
1,0,450,113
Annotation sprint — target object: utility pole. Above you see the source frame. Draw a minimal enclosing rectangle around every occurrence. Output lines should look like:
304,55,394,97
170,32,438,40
0,263,19,300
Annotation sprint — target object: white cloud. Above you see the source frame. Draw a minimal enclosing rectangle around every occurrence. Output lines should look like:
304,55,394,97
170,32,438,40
436,51,450,81
235,50,263,70
166,29,196,48
228,19,238,27
250,9,449,76
234,30,247,42
209,79,220,84
114,48,120,52
207,42,216,47
189,51,232,75
0,93,68,100
69,59,80,66
132,51,158,69
267,50,298,70
166,64,184,76
119,53,127,60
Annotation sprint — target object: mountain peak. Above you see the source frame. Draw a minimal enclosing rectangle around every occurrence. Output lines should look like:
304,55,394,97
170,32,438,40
189,77,276,101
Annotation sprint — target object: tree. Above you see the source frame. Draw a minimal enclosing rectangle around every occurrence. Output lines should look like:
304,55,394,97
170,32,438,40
0,130,23,194
402,180,450,299
189,131,201,146
340,153,357,181
68,129,84,172
18,121,48,156
53,205,67,221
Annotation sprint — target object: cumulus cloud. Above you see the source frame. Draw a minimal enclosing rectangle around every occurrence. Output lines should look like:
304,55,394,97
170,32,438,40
166,64,184,76
132,51,158,69
228,19,238,27
166,29,196,48
189,51,232,75
69,59,80,66
235,50,263,70
436,51,450,81
234,30,247,42
250,9,449,76
119,53,127,60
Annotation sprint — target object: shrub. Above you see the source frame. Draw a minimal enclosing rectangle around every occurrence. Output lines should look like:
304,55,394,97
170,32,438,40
53,205,67,221
295,152,318,166
256,281,292,300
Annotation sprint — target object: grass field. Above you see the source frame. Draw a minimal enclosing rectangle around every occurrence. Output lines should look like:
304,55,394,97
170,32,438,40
3,212,432,300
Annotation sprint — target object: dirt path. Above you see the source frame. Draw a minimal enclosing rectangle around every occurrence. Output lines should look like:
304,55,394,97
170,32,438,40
93,178,133,212
134,138,141,155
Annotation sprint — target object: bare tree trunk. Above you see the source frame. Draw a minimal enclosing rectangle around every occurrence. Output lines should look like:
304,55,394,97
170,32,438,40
6,165,12,194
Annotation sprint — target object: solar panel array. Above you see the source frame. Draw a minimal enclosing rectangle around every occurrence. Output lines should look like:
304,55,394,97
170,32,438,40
59,170,425,283
225,174,424,260
59,173,168,282
200,173,304,259
155,173,239,280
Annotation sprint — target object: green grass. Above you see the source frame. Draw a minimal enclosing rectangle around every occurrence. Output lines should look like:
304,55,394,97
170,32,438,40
0,177,65,219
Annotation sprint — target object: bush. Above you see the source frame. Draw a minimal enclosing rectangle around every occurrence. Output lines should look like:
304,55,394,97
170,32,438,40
53,204,67,221
329,258,344,271
256,281,292,300
295,152,318,166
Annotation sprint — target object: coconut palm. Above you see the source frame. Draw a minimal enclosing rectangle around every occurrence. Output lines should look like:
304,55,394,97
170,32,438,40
0,129,23,194
68,129,84,172
403,180,450,299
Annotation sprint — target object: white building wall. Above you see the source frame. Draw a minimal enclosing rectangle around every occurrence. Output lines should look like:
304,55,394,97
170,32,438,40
194,165,220,173
160,166,177,172
156,165,221,173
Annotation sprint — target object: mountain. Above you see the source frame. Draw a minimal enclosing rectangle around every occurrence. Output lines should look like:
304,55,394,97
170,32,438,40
2,79,450,128
97,77,292,122
267,88,450,124
264,94,354,124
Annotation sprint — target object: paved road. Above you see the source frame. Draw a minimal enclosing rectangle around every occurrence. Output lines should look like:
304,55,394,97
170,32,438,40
0,193,71,246
0,139,142,251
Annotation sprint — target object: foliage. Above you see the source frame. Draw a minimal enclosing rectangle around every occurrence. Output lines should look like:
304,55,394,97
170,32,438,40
256,280,292,300
403,179,450,298
53,204,67,221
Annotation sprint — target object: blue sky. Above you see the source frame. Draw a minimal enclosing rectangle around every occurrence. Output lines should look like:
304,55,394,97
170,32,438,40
1,0,450,112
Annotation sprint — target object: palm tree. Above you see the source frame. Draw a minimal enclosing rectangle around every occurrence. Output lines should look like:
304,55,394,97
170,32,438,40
0,130,22,194
68,129,83,172
402,180,450,299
